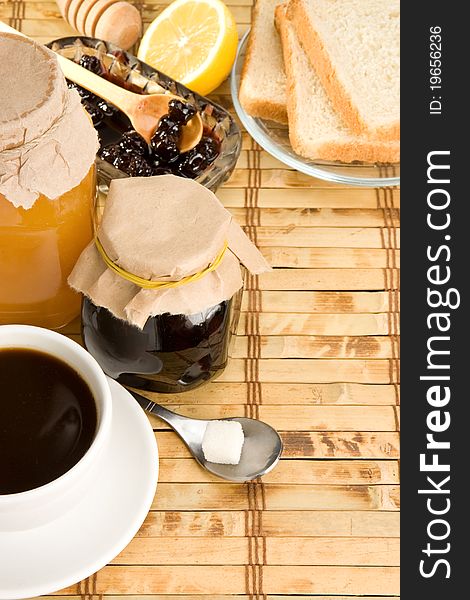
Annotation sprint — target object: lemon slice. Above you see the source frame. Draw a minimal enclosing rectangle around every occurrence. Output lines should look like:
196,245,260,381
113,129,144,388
138,0,238,96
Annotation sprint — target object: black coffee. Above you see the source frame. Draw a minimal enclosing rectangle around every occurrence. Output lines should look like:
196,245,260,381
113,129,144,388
0,348,97,494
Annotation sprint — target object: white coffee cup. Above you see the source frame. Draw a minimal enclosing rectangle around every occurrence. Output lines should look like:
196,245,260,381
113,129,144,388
0,325,112,531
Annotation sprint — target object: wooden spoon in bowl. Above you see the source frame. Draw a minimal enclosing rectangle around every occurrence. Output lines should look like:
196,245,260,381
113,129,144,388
56,54,203,152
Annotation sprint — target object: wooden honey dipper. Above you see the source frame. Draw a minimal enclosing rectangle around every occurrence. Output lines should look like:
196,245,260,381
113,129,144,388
56,0,142,50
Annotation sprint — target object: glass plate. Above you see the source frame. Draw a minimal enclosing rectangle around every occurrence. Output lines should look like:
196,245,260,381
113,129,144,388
231,31,400,188
48,36,242,192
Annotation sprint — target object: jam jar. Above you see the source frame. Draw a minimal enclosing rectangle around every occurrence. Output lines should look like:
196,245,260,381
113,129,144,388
0,33,98,329
69,175,270,393
81,293,241,393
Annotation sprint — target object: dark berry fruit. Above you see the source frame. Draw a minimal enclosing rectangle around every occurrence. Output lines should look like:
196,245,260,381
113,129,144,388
119,131,148,156
68,81,92,101
151,128,175,146
100,145,130,170
150,123,181,162
168,99,197,124
196,136,219,163
157,115,181,138
176,149,207,178
112,153,134,172
83,101,103,126
98,144,117,161
79,55,103,75
97,99,118,117
98,144,122,165
99,144,153,177
151,138,180,162
126,156,153,177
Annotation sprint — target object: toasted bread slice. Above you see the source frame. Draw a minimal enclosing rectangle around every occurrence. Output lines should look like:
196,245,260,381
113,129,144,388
288,0,400,141
239,0,288,124
276,4,399,163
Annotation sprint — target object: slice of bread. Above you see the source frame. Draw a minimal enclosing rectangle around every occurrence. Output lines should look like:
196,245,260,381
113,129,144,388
239,0,288,124
288,0,400,141
275,5,399,163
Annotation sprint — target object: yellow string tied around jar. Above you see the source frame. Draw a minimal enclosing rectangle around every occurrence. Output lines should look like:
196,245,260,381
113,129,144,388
94,237,228,290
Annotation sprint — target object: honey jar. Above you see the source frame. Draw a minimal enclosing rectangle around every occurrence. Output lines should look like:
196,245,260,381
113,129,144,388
0,33,99,329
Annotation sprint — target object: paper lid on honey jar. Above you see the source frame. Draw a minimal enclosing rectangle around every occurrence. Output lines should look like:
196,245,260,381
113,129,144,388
0,33,98,208
69,175,271,328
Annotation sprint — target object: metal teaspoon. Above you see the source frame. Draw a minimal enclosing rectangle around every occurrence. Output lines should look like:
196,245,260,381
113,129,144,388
129,389,283,482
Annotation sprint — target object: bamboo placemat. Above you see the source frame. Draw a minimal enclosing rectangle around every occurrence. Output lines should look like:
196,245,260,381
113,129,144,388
0,0,400,597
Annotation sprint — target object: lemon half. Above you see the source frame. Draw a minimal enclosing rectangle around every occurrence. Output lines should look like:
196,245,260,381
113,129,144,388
138,0,238,96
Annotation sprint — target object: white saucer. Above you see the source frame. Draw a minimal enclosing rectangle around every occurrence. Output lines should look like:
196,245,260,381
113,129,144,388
0,378,159,600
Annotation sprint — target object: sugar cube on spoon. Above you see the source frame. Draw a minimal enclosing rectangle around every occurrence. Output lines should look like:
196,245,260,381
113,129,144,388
202,420,245,465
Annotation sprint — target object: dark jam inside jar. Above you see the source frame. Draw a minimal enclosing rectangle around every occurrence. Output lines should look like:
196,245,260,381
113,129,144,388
81,294,240,393
67,54,220,180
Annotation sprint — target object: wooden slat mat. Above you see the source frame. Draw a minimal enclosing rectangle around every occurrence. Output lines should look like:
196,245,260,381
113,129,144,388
0,0,400,597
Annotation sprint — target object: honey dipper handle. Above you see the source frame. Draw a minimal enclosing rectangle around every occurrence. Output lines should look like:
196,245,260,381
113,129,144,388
56,54,135,113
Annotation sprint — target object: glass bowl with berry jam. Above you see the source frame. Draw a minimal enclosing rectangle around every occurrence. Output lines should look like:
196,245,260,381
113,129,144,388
47,37,242,192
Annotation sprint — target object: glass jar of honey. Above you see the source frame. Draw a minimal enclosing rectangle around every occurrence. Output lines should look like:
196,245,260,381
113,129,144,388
0,33,99,329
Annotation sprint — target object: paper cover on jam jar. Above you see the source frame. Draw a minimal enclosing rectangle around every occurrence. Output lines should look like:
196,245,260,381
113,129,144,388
68,175,271,328
0,33,98,208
